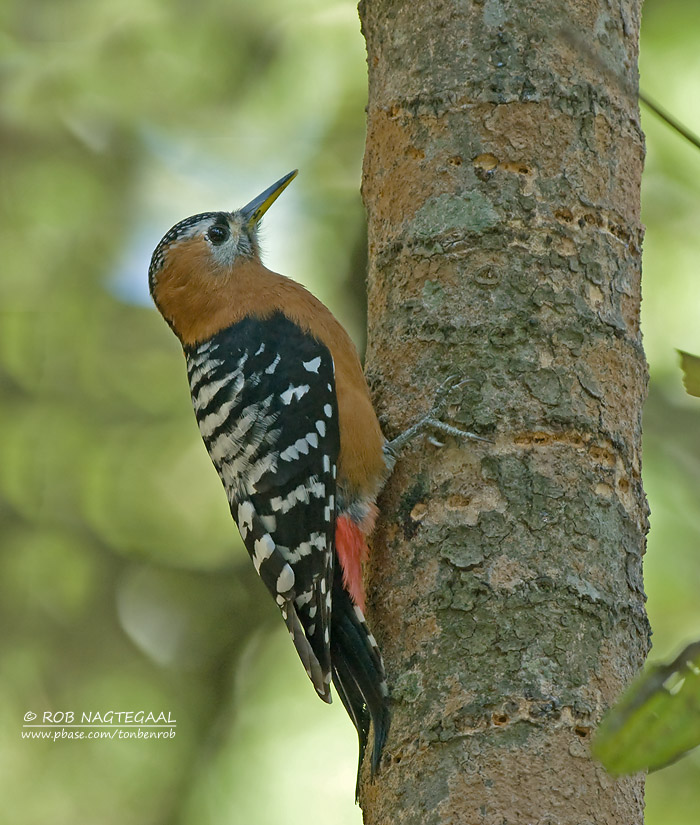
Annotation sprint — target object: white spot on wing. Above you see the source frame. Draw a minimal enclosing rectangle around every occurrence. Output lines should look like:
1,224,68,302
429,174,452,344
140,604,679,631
252,534,275,573
255,342,265,356
280,444,299,462
323,455,330,472
281,384,310,405
287,541,312,561
261,514,276,532
245,452,277,490
221,440,278,499
315,420,326,437
265,354,281,374
198,398,238,438
296,590,313,606
209,432,233,463
324,404,332,418
269,480,324,513
277,564,295,593
311,532,326,550
188,358,224,388
237,500,255,533
303,356,321,373
204,400,254,442
306,432,319,449
293,437,310,456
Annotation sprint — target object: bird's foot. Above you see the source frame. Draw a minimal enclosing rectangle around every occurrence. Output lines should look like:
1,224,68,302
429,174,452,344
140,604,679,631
384,375,493,460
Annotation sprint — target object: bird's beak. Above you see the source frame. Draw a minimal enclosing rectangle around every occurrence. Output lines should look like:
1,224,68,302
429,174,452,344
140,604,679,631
240,170,298,228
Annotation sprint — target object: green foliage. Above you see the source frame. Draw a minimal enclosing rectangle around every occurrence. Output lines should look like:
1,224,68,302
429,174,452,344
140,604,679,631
678,350,700,397
636,1,700,819
593,642,700,774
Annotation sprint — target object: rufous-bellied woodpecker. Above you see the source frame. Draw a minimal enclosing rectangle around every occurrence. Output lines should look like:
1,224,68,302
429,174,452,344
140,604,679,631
149,171,391,789
148,170,487,795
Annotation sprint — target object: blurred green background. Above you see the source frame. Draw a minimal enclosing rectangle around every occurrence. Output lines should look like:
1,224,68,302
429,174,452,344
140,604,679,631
1,1,698,822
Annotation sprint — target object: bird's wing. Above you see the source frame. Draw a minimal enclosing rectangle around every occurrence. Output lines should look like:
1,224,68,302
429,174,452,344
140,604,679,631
186,312,340,701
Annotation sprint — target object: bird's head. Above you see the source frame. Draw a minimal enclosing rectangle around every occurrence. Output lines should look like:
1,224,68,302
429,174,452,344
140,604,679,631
148,170,297,343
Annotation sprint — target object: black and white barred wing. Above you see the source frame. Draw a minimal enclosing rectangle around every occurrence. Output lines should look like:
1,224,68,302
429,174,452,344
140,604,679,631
186,313,340,701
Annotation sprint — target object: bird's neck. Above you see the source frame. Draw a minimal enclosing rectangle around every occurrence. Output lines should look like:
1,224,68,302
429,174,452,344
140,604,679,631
157,255,304,348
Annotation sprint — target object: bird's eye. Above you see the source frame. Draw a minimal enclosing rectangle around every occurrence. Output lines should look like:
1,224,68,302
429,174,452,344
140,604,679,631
207,225,230,245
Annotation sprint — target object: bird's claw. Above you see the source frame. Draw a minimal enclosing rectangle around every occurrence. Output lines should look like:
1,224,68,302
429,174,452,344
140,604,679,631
431,374,473,413
384,376,492,457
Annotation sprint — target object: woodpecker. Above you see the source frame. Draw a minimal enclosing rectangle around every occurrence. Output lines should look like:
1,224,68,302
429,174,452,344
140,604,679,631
148,170,391,786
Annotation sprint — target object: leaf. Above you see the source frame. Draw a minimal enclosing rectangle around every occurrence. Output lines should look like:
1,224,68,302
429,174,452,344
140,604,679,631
593,641,700,774
678,350,700,397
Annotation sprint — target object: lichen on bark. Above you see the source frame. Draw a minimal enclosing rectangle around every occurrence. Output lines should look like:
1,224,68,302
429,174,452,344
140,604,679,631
359,0,649,822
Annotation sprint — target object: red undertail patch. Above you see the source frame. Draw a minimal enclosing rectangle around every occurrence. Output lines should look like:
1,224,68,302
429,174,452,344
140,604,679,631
335,513,375,612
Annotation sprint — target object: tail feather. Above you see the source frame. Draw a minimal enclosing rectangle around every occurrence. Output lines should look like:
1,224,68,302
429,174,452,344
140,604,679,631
330,571,390,796
332,655,370,774
333,617,388,763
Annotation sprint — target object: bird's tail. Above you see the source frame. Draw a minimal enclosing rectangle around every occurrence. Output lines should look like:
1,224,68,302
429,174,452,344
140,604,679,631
330,569,390,799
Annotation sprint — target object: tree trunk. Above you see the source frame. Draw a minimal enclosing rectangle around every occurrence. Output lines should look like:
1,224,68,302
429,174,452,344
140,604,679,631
359,1,649,823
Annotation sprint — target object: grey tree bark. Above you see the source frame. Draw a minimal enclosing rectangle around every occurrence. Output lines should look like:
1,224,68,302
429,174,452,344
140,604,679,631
359,1,649,823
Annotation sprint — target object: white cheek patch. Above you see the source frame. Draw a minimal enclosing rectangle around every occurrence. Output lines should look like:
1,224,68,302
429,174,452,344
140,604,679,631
209,222,254,267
